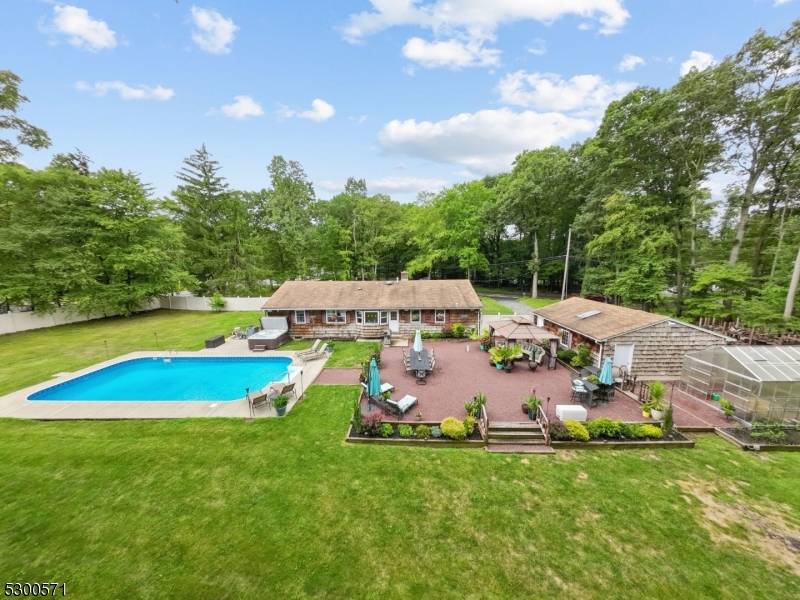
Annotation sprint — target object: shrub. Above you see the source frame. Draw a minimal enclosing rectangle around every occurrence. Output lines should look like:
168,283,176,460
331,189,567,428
440,324,454,338
719,399,735,417
640,424,663,439
451,323,465,338
353,398,363,433
564,419,589,442
416,424,431,439
463,415,476,436
398,424,413,438
557,349,577,363
549,421,573,441
430,425,443,438
619,423,648,439
209,292,227,312
380,423,395,438
662,403,674,433
361,412,383,436
570,344,591,367
750,422,787,443
441,417,467,441
585,418,621,439
421,331,434,339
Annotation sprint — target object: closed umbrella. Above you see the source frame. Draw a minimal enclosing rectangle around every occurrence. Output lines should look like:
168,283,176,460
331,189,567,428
367,358,381,397
599,357,614,386
413,330,423,352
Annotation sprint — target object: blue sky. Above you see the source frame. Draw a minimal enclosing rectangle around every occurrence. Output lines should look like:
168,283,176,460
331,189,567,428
4,1,798,202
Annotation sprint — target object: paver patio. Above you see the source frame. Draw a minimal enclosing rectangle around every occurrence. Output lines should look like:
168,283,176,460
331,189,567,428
315,340,731,427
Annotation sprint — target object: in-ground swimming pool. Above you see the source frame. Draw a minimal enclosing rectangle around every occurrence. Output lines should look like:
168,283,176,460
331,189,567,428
28,357,296,402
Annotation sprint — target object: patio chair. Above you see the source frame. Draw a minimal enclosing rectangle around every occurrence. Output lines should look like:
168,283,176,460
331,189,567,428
303,343,328,362
429,355,436,375
571,380,587,404
296,339,322,358
249,386,278,413
272,382,297,400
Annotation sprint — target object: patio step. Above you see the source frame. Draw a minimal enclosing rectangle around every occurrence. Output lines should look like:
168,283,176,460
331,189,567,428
486,444,555,454
487,421,548,448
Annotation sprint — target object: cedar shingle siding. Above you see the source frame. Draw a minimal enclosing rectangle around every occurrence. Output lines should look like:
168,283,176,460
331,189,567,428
535,298,730,377
262,279,482,339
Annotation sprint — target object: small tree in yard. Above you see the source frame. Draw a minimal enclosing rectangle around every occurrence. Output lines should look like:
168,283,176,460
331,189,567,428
209,292,227,312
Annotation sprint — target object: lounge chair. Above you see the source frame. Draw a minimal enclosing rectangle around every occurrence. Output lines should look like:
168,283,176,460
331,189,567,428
366,392,417,419
302,343,328,362
249,387,276,413
360,381,395,396
272,382,297,400
296,339,321,358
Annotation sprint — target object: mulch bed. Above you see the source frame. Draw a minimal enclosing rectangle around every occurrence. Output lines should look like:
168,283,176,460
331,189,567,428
719,427,800,447
347,423,484,441
579,430,691,443
551,430,694,449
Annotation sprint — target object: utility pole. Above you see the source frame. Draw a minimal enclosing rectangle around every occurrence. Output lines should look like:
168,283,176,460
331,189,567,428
561,228,572,301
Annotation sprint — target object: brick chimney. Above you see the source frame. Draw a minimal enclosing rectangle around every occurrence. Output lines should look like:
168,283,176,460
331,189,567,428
400,271,409,281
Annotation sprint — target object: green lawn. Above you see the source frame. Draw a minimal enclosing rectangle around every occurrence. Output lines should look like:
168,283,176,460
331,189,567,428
480,296,514,315
519,297,560,309
0,310,265,397
1,387,799,599
278,339,379,368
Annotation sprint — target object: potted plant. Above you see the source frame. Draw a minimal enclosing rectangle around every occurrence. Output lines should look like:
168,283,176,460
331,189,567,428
489,345,520,372
641,401,652,419
273,394,290,417
478,329,492,351
384,390,392,400
415,411,423,421
648,381,667,420
720,399,735,420
525,395,541,421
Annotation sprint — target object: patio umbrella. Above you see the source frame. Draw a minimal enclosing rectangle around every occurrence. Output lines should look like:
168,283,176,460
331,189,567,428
413,330,423,352
367,358,381,397
599,357,614,386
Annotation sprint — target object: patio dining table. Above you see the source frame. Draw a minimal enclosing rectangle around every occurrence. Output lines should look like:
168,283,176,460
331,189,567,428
408,349,431,383
579,378,600,407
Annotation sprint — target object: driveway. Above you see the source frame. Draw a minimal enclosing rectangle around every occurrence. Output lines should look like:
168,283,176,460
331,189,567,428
484,294,534,316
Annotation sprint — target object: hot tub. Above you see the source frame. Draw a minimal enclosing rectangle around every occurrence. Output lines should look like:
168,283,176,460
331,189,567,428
248,329,290,350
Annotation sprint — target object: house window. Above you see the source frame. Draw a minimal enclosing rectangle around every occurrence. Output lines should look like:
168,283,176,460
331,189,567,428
295,310,306,324
380,311,388,325
326,310,346,324
560,329,571,348
356,311,362,324
364,311,379,325
434,310,446,324
410,309,421,323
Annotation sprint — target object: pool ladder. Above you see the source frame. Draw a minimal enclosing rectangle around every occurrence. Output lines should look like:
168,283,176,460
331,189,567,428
161,349,178,363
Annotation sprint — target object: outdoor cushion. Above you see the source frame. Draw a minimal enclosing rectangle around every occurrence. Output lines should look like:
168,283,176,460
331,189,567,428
396,395,417,411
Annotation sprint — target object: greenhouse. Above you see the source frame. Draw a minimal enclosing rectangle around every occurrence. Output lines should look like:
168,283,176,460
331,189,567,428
679,346,800,424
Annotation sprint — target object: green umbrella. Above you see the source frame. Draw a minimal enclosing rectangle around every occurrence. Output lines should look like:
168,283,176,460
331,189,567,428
367,358,381,397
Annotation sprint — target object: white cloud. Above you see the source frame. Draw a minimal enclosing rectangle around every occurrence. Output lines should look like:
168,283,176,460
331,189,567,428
342,1,628,71
378,108,595,173
220,95,264,119
618,54,644,72
526,38,547,56
495,71,635,117
680,51,716,76
281,99,336,122
190,7,238,54
342,1,630,41
402,36,501,68
75,81,175,101
349,115,368,125
51,5,116,51
774,0,794,6
318,177,448,195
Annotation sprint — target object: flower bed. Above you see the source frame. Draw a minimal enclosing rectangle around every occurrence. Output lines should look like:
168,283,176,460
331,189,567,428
549,417,695,449
346,419,485,447
716,425,800,452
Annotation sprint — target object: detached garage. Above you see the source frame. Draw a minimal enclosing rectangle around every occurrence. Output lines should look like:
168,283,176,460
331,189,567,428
532,297,731,378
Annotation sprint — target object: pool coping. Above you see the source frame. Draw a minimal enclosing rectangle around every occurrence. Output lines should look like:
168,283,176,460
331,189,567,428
0,343,327,420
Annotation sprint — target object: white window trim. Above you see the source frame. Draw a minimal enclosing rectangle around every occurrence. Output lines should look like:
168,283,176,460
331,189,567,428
326,309,346,324
363,311,379,325
434,309,446,324
380,311,388,325
295,310,307,325
560,329,571,348
356,311,363,324
410,309,421,324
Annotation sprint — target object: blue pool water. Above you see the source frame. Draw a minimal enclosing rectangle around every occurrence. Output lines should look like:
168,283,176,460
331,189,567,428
28,357,295,402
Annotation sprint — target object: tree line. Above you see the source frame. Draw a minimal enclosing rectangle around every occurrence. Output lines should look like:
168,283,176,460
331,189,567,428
1,19,799,329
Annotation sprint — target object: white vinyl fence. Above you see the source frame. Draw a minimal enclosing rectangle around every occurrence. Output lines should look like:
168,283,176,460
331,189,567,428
0,296,269,335
157,296,269,312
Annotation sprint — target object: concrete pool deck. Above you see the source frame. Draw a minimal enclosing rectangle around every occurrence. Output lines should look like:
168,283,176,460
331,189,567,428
0,338,328,420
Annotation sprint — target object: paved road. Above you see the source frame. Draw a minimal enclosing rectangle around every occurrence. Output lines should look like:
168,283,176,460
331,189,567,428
484,294,534,316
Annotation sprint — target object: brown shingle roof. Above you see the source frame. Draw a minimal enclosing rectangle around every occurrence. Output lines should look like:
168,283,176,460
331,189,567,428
534,297,667,341
262,280,483,311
